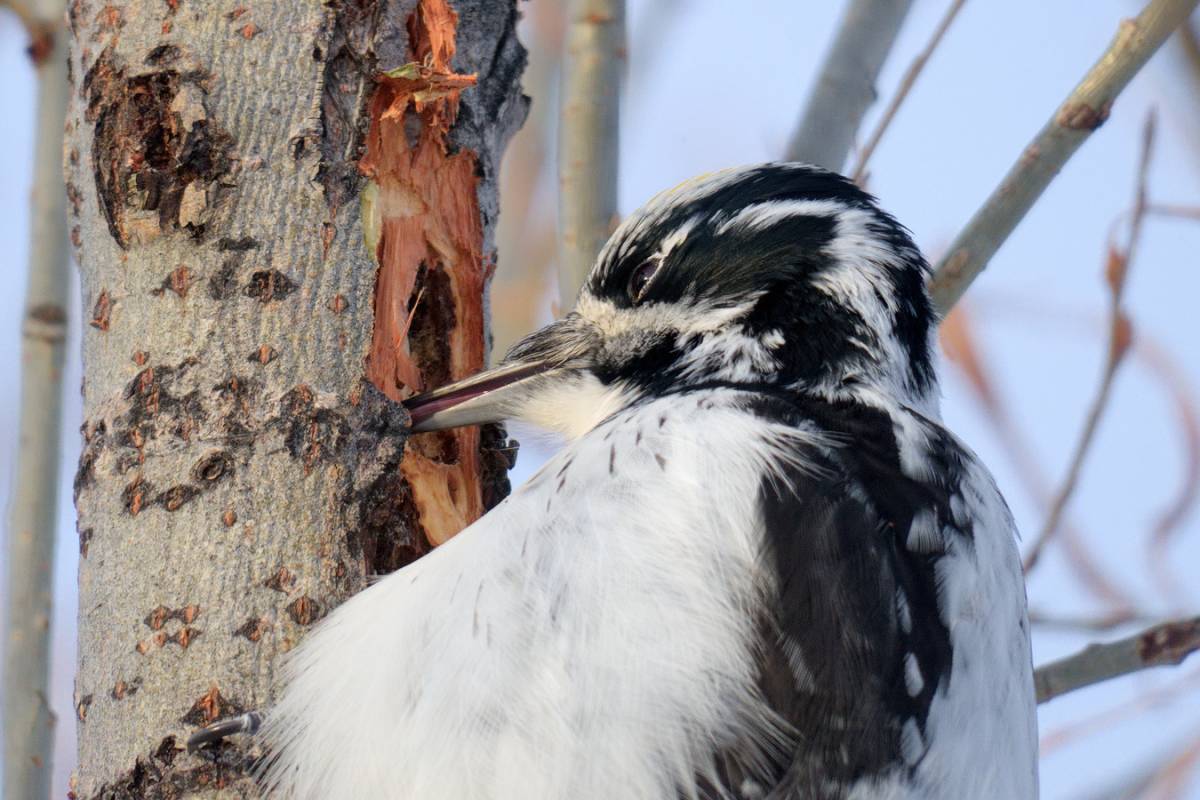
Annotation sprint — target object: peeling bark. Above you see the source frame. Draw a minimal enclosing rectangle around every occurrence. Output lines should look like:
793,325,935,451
67,1,527,796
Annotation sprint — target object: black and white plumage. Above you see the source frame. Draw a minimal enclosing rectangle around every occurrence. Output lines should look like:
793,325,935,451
252,164,1038,798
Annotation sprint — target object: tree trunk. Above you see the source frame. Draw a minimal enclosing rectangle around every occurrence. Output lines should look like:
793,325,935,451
65,0,526,796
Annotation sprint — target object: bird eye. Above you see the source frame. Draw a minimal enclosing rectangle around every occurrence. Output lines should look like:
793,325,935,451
627,260,659,303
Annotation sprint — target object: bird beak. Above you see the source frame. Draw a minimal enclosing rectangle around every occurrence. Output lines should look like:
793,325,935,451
403,315,598,433
403,360,556,432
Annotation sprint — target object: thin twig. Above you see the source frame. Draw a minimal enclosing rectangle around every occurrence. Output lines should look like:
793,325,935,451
961,293,1200,610
941,302,1137,608
1089,732,1200,800
850,0,967,183
1022,112,1156,574
1106,202,1200,227
1028,609,1155,632
3,10,69,798
1147,202,1200,220
1143,733,1200,799
1035,616,1200,704
929,0,1199,312
1179,15,1200,74
557,0,624,309
785,0,915,171
1137,336,1200,607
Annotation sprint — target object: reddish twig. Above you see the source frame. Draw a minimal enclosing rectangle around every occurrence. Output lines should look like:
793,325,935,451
1076,726,1200,798
941,304,1137,608
1134,336,1200,607
962,288,1200,609
394,286,426,354
1143,732,1200,799
1023,112,1156,574
1146,203,1200,220
1081,194,1200,607
850,0,967,183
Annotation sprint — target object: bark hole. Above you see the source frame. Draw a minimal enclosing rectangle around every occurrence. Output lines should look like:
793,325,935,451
84,50,233,248
406,261,456,390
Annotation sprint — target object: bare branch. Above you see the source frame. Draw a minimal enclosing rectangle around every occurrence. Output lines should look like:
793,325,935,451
3,13,69,798
785,0,914,171
1022,112,1156,573
929,0,1199,312
1035,616,1200,704
851,0,967,183
558,0,624,309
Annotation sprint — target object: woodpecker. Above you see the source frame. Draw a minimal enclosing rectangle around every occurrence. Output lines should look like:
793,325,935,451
193,163,1038,799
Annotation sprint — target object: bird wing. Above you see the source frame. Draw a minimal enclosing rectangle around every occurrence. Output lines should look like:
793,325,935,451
695,394,1031,800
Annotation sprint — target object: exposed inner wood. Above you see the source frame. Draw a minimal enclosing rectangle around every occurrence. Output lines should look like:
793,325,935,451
360,0,487,546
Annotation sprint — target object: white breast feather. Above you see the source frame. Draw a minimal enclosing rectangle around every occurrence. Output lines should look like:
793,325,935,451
258,390,1038,800
260,391,822,800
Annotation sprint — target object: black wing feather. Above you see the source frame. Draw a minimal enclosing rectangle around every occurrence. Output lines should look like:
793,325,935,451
692,395,966,800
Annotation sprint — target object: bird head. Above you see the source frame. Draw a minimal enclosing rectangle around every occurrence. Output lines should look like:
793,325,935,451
406,163,939,439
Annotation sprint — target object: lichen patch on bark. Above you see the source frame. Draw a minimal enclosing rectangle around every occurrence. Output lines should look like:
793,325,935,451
360,0,490,547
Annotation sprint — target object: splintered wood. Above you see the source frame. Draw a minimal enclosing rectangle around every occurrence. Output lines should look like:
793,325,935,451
360,0,488,545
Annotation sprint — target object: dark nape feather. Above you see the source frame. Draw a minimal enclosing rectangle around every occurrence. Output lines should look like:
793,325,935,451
691,394,966,800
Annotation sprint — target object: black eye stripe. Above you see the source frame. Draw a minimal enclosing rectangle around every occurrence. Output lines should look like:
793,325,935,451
627,260,660,304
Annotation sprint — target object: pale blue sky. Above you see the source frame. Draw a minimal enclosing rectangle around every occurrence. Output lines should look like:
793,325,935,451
3,2,1199,797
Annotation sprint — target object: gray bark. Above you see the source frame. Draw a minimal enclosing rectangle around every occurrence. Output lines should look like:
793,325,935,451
65,1,526,796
